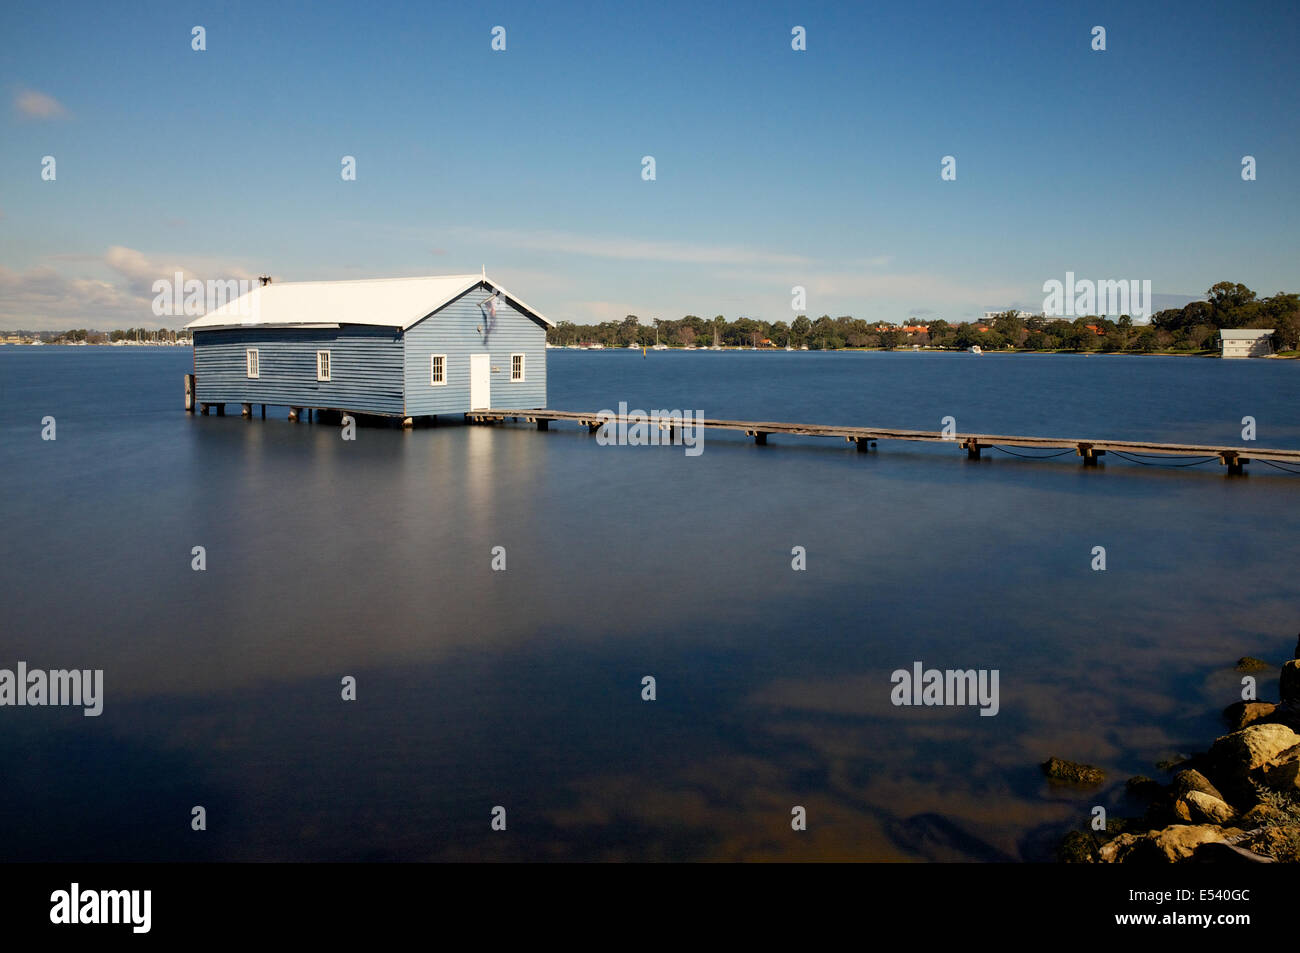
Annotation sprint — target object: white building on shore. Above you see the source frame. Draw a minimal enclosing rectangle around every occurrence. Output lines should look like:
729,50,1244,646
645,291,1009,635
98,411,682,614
1219,328,1274,358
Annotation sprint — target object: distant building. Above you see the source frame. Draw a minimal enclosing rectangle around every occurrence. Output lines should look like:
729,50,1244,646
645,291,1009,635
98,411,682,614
1219,328,1275,359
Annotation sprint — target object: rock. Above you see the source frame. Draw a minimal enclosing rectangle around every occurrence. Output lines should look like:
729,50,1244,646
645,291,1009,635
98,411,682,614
1261,762,1299,792
1126,775,1164,800
1236,656,1271,673
1261,743,1300,793
1098,833,1140,863
1102,816,1147,837
1222,701,1277,731
1208,724,1300,780
1281,660,1300,706
1042,757,1105,785
1057,830,1100,863
1171,768,1226,803
1143,798,1180,830
1100,824,1239,863
1182,790,1237,824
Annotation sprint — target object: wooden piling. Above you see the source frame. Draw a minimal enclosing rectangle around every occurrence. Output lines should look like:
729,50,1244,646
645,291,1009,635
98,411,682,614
241,403,251,418
1077,443,1106,466
184,374,195,412
1220,450,1249,476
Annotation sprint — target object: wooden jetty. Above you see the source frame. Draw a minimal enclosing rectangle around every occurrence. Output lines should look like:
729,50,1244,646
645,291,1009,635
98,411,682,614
182,367,1298,476
466,408,1300,476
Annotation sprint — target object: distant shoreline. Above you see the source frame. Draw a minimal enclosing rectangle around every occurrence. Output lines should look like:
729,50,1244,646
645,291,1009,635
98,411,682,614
4,342,1297,360
540,345,1299,359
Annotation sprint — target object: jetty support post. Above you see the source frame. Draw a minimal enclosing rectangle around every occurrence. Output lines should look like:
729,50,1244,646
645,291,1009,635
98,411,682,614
199,403,209,416
241,403,251,418
184,374,195,412
1220,450,1249,476
848,436,874,453
260,404,266,419
745,429,768,446
215,403,225,416
288,407,300,422
1076,443,1106,466
961,437,984,460
536,417,549,431
402,416,414,429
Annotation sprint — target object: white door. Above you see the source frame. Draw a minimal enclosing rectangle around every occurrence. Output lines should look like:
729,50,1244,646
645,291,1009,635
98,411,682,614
470,353,491,409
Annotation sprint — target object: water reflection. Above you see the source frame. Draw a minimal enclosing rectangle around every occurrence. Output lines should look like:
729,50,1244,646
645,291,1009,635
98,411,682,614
0,349,1297,860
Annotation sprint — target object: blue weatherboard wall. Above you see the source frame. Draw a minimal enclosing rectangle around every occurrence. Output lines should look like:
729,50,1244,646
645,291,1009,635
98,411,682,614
402,286,547,415
193,326,405,415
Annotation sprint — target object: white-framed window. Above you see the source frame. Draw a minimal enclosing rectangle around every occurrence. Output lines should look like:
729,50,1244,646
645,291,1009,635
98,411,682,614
246,348,259,378
316,350,331,381
511,352,525,382
430,354,447,386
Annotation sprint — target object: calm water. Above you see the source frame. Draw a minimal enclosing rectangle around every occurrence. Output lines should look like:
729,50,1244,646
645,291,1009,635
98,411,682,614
1,347,1298,861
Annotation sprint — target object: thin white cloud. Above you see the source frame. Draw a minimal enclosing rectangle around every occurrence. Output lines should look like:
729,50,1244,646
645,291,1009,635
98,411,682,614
452,227,812,268
710,267,1027,313
14,89,68,119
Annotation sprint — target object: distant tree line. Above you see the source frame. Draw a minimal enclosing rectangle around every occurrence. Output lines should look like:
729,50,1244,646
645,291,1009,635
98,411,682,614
545,282,1299,353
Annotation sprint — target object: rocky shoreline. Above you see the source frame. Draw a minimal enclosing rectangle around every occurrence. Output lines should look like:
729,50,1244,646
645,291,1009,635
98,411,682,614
1052,637,1300,863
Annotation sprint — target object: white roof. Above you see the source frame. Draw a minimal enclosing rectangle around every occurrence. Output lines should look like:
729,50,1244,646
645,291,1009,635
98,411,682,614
184,274,553,330
1220,329,1274,339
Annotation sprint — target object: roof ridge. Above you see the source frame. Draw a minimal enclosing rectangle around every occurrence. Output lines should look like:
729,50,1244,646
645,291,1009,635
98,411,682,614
259,274,484,286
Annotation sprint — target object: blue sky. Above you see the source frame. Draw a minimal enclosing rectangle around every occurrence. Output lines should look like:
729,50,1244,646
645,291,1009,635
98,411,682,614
2,0,1297,328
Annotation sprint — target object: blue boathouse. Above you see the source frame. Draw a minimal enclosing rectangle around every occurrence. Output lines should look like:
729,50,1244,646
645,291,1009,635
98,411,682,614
185,274,552,424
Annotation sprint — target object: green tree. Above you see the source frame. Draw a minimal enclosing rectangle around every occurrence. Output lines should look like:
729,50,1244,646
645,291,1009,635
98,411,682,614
991,310,1025,347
